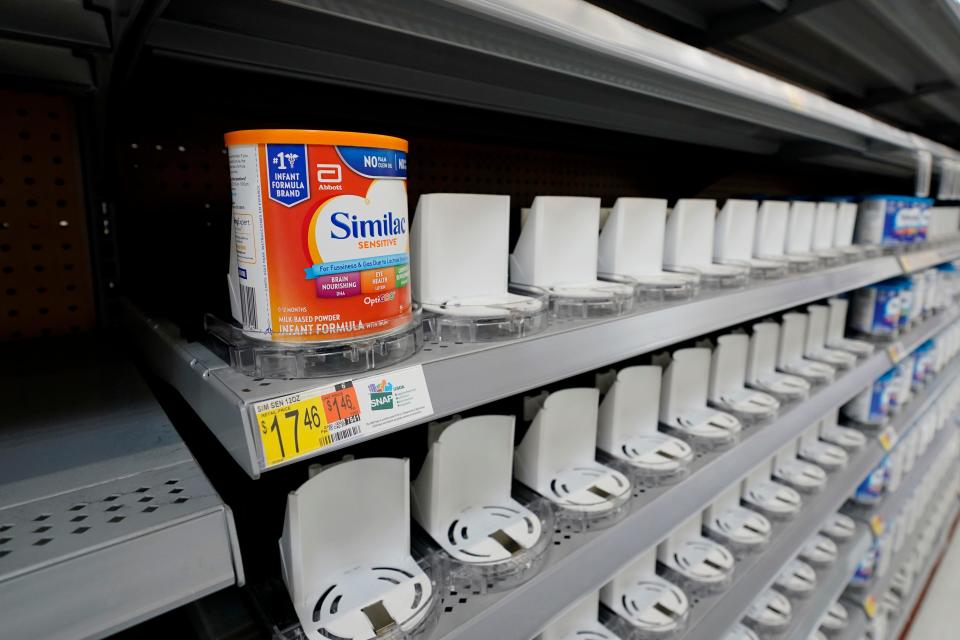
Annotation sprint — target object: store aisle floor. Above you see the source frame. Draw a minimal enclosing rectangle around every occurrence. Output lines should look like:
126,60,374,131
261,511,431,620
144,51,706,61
905,526,960,639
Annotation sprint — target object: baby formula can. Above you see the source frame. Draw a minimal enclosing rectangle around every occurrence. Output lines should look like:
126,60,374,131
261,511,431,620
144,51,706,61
225,130,411,342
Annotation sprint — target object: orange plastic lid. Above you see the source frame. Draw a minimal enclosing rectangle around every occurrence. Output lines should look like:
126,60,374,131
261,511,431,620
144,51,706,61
224,129,407,151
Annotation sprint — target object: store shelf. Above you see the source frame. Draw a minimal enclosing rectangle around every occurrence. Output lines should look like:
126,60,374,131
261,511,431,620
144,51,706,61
0,339,244,640
127,253,927,478
843,425,960,616
407,309,956,640
146,0,960,172
888,500,960,639
780,526,872,640
678,439,883,640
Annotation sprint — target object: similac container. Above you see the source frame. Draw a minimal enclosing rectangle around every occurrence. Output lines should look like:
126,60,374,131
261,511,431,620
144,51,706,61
849,281,902,337
854,195,932,245
843,368,896,425
225,130,412,342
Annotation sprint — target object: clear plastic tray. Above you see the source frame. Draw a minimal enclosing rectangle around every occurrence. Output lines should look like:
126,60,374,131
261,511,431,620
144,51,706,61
273,551,443,640
772,559,817,599
666,265,748,289
601,271,700,302
423,492,554,595
783,253,820,273
420,286,549,343
659,537,735,596
742,590,792,637
661,408,742,451
704,505,772,554
711,389,780,425
742,480,803,522
206,313,422,378
600,578,690,640
600,434,694,487
531,277,638,319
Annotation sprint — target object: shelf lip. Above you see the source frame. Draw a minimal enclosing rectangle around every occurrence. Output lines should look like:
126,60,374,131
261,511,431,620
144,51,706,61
129,251,928,478
147,0,960,167
424,309,954,640
888,499,960,639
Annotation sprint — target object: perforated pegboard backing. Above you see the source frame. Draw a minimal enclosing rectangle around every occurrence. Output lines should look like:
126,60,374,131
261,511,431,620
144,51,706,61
0,90,95,340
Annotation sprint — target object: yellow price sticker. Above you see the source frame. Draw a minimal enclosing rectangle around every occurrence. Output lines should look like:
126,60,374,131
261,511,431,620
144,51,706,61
254,382,362,467
864,594,878,618
898,255,913,273
878,425,897,451
870,514,885,536
887,342,904,364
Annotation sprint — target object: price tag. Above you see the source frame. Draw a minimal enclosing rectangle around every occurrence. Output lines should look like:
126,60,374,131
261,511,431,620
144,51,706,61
864,594,878,618
887,341,905,364
253,382,362,467
870,514,885,536
878,425,897,451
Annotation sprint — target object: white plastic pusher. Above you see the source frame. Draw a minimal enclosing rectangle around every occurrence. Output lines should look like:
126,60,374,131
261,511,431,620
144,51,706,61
601,547,690,638
597,366,693,481
279,458,437,640
804,304,858,370
657,511,735,595
598,197,699,299
745,321,811,401
797,421,849,472
772,440,827,494
784,201,821,270
663,198,748,288
741,458,802,520
659,348,742,448
511,196,635,315
411,194,545,326
713,199,787,279
777,312,837,384
515,388,632,521
704,482,772,551
811,202,847,265
537,591,621,640
826,297,875,357
709,333,780,423
753,200,814,271
834,202,867,259
410,415,545,566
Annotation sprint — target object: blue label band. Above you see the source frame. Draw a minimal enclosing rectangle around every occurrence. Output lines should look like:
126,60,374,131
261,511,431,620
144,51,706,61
336,146,407,179
266,143,310,207
304,253,409,279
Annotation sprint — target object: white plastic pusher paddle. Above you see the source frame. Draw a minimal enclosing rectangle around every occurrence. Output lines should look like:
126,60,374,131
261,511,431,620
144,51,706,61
515,388,631,513
280,458,435,640
597,365,693,475
411,415,543,563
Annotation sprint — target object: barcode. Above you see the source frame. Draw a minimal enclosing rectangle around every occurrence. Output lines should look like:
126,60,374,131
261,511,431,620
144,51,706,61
329,425,361,443
240,284,258,328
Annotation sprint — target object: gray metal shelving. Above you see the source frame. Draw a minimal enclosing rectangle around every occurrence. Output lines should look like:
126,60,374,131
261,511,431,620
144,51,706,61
663,345,960,640
678,441,882,640
145,0,960,174
843,425,960,617
888,500,960,639
413,307,958,640
0,340,244,640
129,251,949,478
